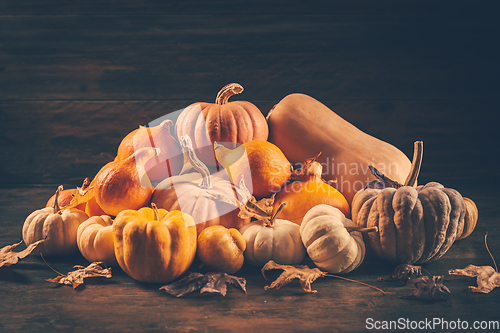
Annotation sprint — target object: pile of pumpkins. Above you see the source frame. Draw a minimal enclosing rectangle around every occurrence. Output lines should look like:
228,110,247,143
21,83,478,284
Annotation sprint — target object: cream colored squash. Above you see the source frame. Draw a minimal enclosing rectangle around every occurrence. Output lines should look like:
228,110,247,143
300,204,367,274
77,215,117,266
239,203,305,266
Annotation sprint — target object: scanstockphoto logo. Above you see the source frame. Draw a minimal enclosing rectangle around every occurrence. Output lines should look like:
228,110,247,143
366,317,500,331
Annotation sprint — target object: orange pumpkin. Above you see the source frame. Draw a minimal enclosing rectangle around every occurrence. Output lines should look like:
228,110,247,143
94,147,159,216
272,158,350,224
116,119,183,185
214,140,292,198
175,83,268,167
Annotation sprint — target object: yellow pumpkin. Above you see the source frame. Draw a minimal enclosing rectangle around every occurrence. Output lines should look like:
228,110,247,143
113,205,197,283
23,186,89,256
77,215,117,266
300,204,368,274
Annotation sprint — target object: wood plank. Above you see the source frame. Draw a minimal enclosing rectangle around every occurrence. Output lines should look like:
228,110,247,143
0,99,496,193
1,186,498,332
0,11,498,101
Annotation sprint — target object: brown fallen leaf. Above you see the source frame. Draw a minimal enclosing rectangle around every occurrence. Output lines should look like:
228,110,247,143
262,260,386,295
47,262,112,288
449,233,499,294
449,265,500,293
160,272,247,297
262,260,327,293
0,239,44,268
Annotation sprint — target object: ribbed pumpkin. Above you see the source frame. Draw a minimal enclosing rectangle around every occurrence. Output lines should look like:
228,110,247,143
301,204,369,274
351,141,469,264
272,158,350,225
113,205,197,284
239,202,306,266
175,83,268,167
116,119,183,185
152,135,250,235
23,186,89,256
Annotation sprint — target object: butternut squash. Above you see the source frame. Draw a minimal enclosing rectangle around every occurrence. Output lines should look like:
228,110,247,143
266,94,412,205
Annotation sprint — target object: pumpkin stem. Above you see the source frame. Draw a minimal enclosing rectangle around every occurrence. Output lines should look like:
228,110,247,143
345,226,378,234
404,141,423,187
52,185,63,213
215,83,244,105
151,203,161,221
179,134,212,189
269,202,287,226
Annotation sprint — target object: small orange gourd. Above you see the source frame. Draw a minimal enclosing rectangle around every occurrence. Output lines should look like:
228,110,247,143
272,158,350,225
214,140,292,198
94,147,159,216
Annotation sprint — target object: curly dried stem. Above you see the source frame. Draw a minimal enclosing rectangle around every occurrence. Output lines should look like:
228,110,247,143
269,202,287,227
404,141,423,187
485,232,498,272
179,134,212,189
215,83,244,105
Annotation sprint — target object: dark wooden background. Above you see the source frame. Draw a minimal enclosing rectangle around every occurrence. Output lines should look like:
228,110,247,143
1,1,499,332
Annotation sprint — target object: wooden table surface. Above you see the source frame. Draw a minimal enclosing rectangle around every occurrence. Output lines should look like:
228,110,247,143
1,1,499,332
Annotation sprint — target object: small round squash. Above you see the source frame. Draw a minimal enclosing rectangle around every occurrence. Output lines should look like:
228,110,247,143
23,186,89,256
197,225,246,274
77,215,117,266
300,204,366,274
239,203,306,266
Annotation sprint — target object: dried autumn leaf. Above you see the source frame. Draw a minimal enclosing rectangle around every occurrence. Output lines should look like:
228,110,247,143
63,178,95,211
449,265,500,293
262,260,327,293
401,275,451,303
160,272,247,297
365,165,404,189
210,175,276,221
0,239,44,268
449,233,500,294
47,261,112,288
379,263,423,284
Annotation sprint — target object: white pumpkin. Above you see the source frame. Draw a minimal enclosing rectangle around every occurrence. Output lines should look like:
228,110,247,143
77,215,117,266
239,203,306,266
23,186,89,256
300,204,367,274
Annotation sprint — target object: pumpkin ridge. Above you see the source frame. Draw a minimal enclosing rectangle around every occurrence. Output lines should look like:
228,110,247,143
377,188,398,262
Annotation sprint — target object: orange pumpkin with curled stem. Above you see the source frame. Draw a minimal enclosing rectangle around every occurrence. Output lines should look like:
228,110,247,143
271,157,350,225
175,83,268,167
